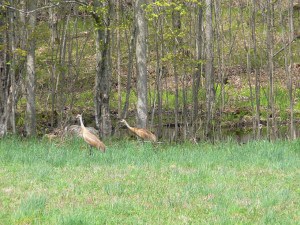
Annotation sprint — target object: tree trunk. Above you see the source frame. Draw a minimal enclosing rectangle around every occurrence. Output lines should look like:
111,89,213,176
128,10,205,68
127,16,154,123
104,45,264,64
121,26,136,119
25,0,37,136
0,9,10,137
135,0,148,128
154,15,163,139
288,0,295,139
172,4,181,141
8,0,16,134
192,2,203,136
117,0,122,119
94,0,112,137
214,0,224,139
49,6,58,127
266,0,276,140
205,0,215,138
57,14,69,127
239,1,255,139
251,0,261,139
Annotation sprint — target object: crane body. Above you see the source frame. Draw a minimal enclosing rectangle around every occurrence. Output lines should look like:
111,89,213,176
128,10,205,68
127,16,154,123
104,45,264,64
120,119,157,142
76,114,106,154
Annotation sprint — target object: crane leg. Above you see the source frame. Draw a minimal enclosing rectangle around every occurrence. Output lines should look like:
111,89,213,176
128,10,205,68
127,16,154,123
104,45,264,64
89,146,92,156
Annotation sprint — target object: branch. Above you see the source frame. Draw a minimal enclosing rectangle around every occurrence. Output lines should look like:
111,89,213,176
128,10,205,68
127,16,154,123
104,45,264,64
0,0,88,16
273,35,299,58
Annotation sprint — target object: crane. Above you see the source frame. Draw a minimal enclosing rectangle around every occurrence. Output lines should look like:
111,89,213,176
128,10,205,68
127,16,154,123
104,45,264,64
76,114,106,154
120,119,157,142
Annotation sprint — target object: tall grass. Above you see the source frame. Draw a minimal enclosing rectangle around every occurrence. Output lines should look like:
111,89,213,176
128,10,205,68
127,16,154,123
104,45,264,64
0,137,299,224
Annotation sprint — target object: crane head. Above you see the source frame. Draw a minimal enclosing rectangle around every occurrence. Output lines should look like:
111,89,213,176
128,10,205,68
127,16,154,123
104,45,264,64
120,119,126,123
76,114,82,119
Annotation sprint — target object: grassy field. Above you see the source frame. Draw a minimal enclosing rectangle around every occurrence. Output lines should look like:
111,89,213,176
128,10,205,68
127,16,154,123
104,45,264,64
0,137,299,224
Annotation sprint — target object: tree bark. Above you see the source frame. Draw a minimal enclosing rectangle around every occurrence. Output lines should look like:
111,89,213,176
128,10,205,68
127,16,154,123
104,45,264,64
192,2,203,136
0,8,10,137
94,0,112,137
8,0,16,134
172,3,181,141
121,26,136,120
117,0,122,118
250,0,261,139
214,0,224,139
266,0,276,140
25,0,37,136
154,14,163,139
49,6,57,128
288,0,295,139
135,0,148,128
205,0,215,138
57,14,69,127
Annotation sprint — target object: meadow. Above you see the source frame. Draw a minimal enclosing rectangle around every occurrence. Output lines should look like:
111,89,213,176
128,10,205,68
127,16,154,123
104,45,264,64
0,137,299,224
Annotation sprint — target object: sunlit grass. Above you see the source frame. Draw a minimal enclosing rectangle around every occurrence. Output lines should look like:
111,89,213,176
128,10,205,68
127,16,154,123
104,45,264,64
0,137,299,224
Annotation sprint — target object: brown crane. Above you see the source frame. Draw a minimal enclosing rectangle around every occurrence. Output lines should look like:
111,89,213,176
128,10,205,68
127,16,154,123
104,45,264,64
120,119,157,142
76,114,106,154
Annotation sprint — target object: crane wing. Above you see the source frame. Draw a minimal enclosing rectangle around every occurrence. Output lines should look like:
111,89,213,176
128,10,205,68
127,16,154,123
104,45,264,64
133,128,157,142
83,130,101,146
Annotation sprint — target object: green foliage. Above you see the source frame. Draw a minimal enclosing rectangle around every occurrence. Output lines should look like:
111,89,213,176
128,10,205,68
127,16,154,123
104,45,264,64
14,48,27,57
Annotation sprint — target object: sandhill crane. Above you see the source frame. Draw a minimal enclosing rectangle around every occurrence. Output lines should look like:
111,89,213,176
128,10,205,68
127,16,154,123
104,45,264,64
120,119,157,142
76,114,106,154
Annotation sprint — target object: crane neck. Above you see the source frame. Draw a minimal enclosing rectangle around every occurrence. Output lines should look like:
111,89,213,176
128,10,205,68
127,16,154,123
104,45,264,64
123,120,131,129
79,116,85,128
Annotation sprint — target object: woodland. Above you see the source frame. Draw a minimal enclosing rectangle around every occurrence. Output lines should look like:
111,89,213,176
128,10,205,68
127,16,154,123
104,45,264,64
0,0,300,142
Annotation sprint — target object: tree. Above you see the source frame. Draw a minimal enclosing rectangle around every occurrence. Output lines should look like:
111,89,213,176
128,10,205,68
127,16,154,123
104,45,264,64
251,0,261,139
172,1,181,141
25,0,37,136
288,0,295,139
266,0,276,140
204,0,214,138
192,1,204,136
93,0,112,137
0,8,10,137
135,0,148,128
116,0,122,118
8,0,16,134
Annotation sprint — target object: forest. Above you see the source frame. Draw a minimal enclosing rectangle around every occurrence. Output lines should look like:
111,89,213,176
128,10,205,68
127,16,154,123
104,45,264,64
0,0,300,142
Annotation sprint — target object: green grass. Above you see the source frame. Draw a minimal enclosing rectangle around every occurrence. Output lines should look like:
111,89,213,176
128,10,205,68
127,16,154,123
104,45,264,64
0,137,299,224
